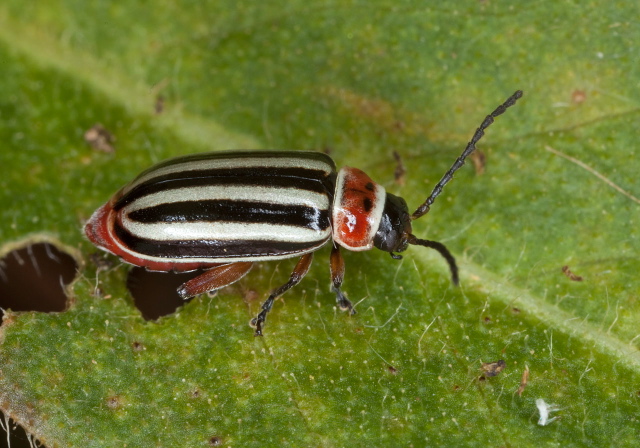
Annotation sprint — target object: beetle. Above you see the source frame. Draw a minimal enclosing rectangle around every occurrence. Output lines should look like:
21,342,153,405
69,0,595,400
85,90,522,335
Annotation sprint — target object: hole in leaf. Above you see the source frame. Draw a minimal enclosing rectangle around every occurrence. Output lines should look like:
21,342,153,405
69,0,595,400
126,268,199,320
0,414,45,448
0,243,77,324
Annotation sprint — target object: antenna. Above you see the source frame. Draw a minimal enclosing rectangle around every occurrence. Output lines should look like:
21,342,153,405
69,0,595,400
411,90,523,220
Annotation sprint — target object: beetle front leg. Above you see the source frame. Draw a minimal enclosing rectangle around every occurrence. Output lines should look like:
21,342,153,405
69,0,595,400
330,245,355,315
251,253,314,336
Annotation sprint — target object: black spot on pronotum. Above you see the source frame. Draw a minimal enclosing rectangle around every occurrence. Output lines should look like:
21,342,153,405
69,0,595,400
363,198,373,212
126,268,200,320
364,182,375,191
0,242,77,325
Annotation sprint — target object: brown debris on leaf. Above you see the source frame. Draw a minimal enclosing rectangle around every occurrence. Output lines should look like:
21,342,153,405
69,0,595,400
562,265,583,281
84,124,115,153
155,94,165,115
572,89,586,104
517,365,530,397
393,150,406,186
481,359,506,377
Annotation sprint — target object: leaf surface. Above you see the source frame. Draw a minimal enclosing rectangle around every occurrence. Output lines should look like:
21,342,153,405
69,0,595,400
0,2,639,447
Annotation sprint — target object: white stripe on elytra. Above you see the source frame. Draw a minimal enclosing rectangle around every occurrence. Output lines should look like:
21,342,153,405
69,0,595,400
124,185,330,213
122,220,332,243
123,155,333,195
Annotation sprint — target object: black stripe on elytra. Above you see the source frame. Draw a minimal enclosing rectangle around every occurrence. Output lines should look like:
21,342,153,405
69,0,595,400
127,200,330,231
114,222,327,259
114,167,336,211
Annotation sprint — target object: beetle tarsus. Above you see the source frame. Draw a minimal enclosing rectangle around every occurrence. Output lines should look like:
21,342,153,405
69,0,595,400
251,316,265,337
252,298,274,336
334,287,356,315
249,316,264,336
329,245,355,314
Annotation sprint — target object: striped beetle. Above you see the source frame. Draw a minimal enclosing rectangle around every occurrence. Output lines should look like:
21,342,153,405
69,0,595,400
85,90,522,335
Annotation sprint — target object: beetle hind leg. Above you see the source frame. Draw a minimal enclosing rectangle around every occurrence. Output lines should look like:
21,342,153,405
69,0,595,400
177,262,253,299
330,245,356,315
251,253,314,336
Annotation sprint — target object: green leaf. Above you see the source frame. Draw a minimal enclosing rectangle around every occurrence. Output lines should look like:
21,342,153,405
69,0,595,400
1,2,639,447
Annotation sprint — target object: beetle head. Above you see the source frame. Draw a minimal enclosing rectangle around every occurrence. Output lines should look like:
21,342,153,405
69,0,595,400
373,193,411,254
373,192,459,285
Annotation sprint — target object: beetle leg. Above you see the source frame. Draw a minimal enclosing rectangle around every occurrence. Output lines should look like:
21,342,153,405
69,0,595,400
251,253,314,336
177,262,253,299
330,245,355,315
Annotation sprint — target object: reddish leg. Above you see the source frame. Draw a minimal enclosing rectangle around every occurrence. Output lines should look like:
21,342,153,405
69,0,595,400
177,262,253,299
330,245,355,315
251,253,314,336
